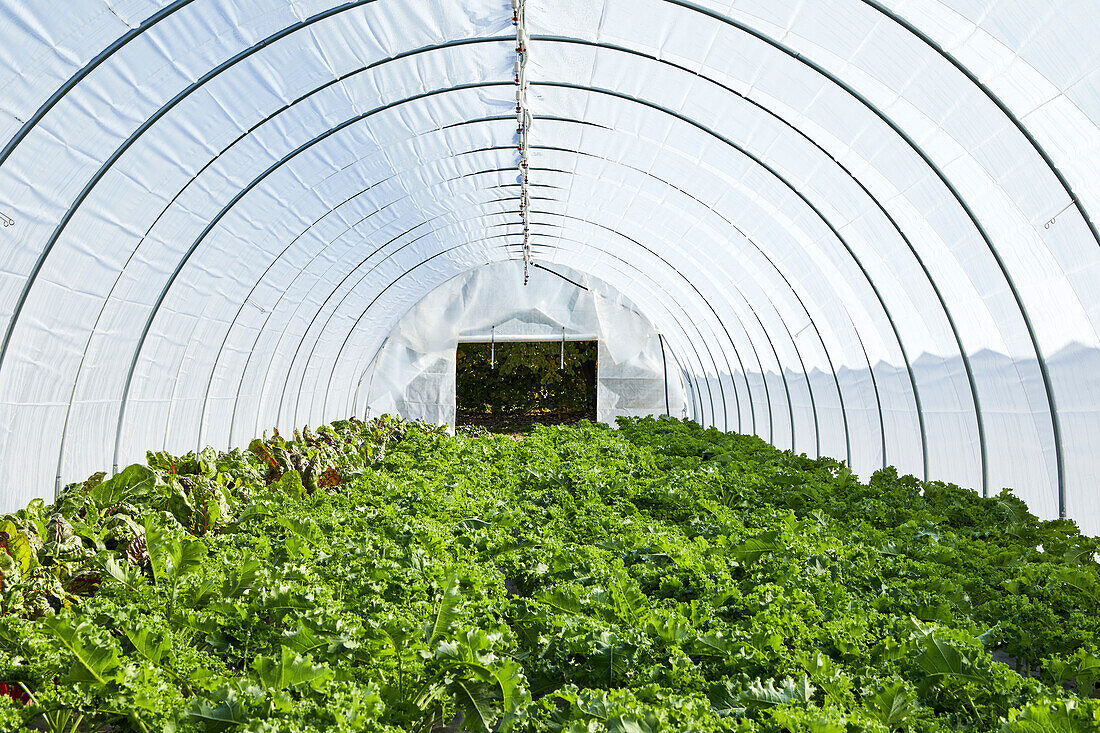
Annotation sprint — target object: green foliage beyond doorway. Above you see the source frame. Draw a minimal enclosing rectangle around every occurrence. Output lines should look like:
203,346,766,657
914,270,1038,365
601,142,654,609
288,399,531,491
456,340,597,431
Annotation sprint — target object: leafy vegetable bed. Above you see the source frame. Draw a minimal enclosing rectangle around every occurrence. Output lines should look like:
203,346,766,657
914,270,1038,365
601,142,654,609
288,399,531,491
0,416,1098,732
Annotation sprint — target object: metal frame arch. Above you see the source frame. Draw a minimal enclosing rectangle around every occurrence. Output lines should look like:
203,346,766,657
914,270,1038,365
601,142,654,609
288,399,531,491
113,68,910,460
6,25,990,449
236,216,708,442
187,127,827,444
331,227,819,432
518,212,778,449
0,0,200,167
349,265,705,426
530,145,848,460
39,33,968,492
108,80,519,470
316,232,731,429
1,0,1083,509
534,82,911,473
30,32,933,484
335,235,724,429
60,127,521,487
653,0,1065,512
113,71,908,472
102,76,906,477
858,0,1099,250
8,0,1086,258
218,181,724,438
529,142,854,463
289,209,731,434
4,4,1078,508
244,221,721,438
219,134,838,427
216,162,739,435
103,48,924,479
340,240,717,425
524,213,840,460
192,134,531,453
207,167,726,449
200,133,809,451
0,20,514,385
534,36,988,485
162,170,522,450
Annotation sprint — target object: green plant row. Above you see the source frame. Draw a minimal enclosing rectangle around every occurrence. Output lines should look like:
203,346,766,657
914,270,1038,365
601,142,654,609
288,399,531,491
0,415,1097,732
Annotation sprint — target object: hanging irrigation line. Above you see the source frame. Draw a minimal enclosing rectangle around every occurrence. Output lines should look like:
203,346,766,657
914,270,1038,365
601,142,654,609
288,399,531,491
513,0,533,283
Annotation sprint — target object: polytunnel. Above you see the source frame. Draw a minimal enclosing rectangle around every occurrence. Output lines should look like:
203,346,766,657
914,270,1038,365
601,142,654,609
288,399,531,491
0,0,1099,536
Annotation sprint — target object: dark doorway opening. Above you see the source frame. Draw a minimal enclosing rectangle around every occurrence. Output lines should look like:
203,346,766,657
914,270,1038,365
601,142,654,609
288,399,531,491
456,340,597,433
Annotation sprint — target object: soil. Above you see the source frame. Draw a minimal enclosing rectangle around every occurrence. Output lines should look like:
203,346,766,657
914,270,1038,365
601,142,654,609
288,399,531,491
455,408,596,434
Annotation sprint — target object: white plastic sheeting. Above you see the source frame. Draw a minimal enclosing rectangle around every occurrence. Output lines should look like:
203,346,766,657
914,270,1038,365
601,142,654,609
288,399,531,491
0,0,1097,534
358,260,688,426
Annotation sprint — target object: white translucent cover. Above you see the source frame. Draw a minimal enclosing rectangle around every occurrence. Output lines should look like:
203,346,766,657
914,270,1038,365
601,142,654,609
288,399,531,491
0,0,1098,534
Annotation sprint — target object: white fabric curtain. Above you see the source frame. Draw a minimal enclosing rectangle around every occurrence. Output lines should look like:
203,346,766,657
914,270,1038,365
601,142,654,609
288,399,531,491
356,260,689,427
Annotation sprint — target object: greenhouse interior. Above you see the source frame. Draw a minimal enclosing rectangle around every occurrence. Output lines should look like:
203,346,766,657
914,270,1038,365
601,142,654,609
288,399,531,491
0,0,1099,731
